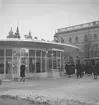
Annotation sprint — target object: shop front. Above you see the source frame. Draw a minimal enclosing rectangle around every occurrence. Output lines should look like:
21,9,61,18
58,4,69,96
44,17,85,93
0,39,78,79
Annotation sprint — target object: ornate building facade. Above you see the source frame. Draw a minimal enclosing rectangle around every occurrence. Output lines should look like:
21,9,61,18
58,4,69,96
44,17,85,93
54,20,99,63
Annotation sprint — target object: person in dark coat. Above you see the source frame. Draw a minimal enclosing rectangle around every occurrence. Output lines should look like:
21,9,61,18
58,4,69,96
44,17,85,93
87,61,91,75
76,60,82,78
80,63,84,77
90,61,93,75
87,61,93,75
36,61,40,73
94,60,98,79
85,61,90,75
65,62,71,78
97,60,99,75
71,62,75,74
83,61,87,75
65,62,68,75
20,62,26,82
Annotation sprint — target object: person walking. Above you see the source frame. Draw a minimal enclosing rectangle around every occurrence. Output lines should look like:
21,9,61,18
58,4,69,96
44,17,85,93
97,60,99,75
71,62,75,74
65,62,68,75
94,60,98,79
68,63,72,78
65,62,71,78
20,62,26,82
76,60,82,78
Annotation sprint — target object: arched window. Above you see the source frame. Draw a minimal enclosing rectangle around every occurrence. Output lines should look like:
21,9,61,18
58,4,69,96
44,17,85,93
69,37,72,43
84,35,88,42
84,44,90,58
60,37,64,43
93,34,97,40
91,44,98,57
84,45,88,51
75,36,79,42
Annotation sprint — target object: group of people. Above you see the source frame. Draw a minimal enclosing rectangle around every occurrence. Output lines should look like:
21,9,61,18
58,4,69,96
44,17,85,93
65,59,99,79
65,62,75,78
20,59,99,81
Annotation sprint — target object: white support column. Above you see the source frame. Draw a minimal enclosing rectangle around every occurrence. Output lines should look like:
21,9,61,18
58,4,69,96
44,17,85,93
4,48,6,79
18,48,21,78
28,49,29,73
41,50,42,73
52,50,53,71
45,50,48,72
60,51,61,71
56,51,57,72
35,49,36,73
12,49,14,79
17,56,21,78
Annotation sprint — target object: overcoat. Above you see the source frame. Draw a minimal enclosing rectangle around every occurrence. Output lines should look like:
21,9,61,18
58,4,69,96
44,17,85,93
20,64,26,77
76,63,82,74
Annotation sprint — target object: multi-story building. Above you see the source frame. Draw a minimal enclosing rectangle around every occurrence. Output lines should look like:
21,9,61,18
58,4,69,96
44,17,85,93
54,20,99,63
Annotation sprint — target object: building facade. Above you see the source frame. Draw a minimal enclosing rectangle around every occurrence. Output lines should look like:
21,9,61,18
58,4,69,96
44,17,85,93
0,39,78,80
0,27,78,80
54,20,99,63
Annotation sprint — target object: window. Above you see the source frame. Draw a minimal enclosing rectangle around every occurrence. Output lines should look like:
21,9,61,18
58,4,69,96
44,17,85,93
57,51,60,57
94,34,97,40
84,35,88,42
60,37,64,43
69,37,72,43
29,57,35,73
29,50,35,56
91,44,98,57
0,57,4,74
6,49,12,56
36,50,41,57
0,49,4,57
75,36,79,42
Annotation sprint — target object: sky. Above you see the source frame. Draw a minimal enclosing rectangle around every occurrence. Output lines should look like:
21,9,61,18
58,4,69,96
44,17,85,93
0,0,99,40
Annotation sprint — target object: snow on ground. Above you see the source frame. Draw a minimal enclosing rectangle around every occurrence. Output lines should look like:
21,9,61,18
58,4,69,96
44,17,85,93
0,76,99,105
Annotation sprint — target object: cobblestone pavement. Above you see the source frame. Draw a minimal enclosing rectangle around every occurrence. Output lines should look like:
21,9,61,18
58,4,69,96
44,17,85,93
0,75,99,104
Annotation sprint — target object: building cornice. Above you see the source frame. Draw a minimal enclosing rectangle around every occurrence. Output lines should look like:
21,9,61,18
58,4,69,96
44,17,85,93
55,25,99,36
55,21,99,36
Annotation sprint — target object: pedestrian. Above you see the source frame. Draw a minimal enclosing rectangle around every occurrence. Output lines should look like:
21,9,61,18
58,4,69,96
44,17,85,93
20,62,26,82
89,61,93,75
65,62,68,75
97,60,99,75
71,62,75,74
93,60,98,79
66,62,71,78
87,61,91,75
76,60,82,78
